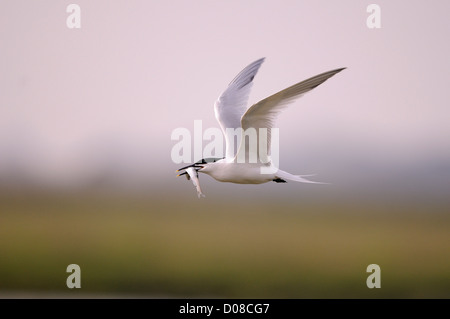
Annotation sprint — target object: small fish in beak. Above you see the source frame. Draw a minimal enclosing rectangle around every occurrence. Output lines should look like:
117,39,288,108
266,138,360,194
176,158,223,197
176,163,204,172
184,167,205,198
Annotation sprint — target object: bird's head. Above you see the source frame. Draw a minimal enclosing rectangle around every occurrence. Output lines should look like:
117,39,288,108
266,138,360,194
176,157,224,177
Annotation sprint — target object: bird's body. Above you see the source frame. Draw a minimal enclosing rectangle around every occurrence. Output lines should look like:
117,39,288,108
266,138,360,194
177,58,345,197
201,160,274,184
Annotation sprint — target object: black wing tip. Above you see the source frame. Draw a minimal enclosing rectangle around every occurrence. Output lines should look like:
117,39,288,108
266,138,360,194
310,67,346,88
229,57,266,88
247,57,266,69
234,58,266,89
320,67,347,81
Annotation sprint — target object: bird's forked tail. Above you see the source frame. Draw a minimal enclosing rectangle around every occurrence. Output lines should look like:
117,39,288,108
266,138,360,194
275,169,329,184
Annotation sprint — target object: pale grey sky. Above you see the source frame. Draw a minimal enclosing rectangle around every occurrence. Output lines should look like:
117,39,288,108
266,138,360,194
1,1,449,199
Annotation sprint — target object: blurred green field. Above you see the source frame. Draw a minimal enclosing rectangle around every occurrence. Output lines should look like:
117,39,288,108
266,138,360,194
0,194,449,298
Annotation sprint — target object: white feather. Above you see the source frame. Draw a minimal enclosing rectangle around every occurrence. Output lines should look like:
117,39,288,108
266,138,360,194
235,67,346,163
214,58,265,160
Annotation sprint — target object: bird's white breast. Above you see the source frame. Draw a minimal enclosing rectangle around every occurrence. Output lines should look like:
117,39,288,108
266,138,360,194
203,162,275,184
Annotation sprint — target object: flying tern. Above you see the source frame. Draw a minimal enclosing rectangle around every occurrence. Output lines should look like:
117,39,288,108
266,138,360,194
177,58,345,197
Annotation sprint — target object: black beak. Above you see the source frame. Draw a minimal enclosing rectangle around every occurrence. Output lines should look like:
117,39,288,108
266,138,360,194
176,163,204,173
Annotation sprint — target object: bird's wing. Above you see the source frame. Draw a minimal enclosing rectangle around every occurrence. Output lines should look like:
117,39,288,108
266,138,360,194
214,58,265,160
236,67,346,163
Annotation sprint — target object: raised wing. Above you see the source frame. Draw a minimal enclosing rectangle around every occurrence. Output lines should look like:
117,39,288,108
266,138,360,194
236,67,346,163
214,58,265,160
